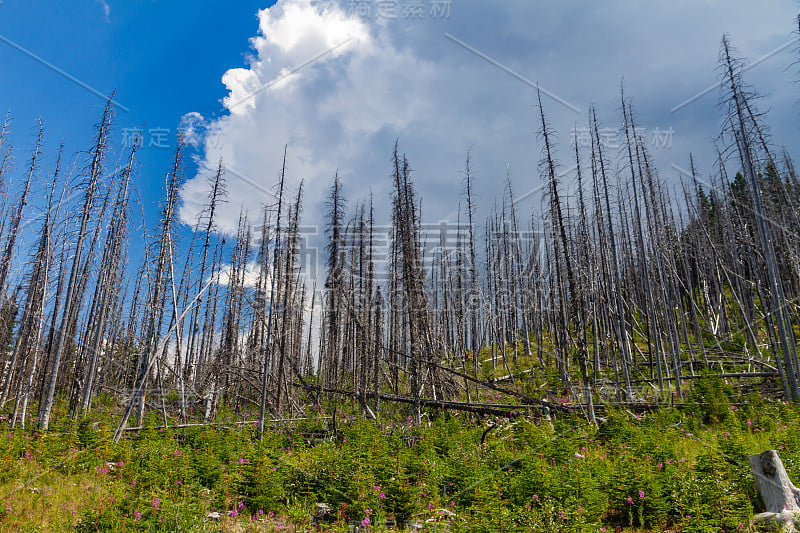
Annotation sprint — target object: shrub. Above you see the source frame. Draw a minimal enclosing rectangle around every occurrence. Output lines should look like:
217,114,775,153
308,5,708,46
687,372,732,426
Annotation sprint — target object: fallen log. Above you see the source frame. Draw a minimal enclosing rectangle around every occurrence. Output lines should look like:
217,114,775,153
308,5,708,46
629,372,779,385
429,362,571,412
295,384,540,418
122,417,331,432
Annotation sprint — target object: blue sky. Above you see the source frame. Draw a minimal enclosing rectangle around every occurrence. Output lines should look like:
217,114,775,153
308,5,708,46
0,0,274,225
1,1,799,278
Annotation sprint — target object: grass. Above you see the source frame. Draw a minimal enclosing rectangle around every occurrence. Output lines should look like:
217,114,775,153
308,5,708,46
0,381,796,532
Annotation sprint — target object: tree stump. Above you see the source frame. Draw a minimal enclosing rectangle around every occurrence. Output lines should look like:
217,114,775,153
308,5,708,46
750,450,800,531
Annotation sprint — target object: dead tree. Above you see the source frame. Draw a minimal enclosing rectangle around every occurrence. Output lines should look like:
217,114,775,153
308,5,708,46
113,131,184,440
10,150,65,428
750,450,800,529
592,106,634,401
0,119,40,298
77,141,134,415
720,36,800,401
186,159,226,387
257,147,287,440
40,97,113,430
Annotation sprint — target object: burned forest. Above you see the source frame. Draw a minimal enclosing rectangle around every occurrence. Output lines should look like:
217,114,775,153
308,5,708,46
4,6,800,528
0,35,797,440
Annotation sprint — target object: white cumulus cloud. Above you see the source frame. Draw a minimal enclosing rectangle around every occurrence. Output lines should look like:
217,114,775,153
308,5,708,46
179,0,800,245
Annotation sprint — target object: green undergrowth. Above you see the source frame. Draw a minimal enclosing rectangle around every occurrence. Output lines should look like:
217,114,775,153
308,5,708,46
0,384,797,532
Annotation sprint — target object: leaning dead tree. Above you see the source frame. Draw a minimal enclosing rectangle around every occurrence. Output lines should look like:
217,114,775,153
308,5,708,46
1,143,64,428
39,97,112,431
76,139,134,416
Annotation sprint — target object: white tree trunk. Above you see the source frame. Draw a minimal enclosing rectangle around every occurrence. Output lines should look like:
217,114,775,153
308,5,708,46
750,450,800,531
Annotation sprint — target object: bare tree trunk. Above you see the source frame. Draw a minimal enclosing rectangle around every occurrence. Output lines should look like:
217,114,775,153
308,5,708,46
40,97,113,430
257,147,287,440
